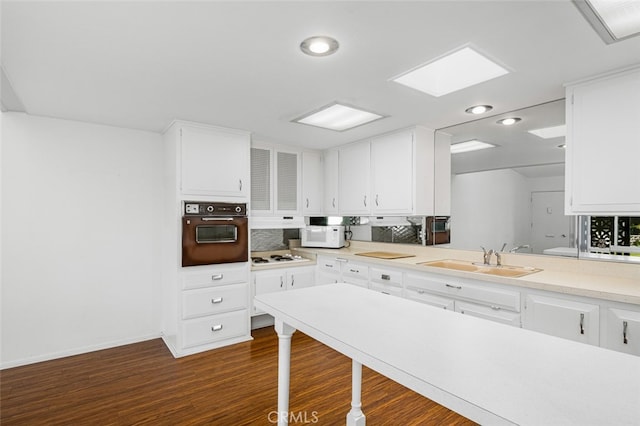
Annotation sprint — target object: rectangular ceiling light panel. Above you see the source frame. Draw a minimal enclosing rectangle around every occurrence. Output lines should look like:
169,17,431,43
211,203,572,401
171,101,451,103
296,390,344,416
294,103,384,131
528,124,567,139
392,47,509,97
450,139,496,154
588,0,640,39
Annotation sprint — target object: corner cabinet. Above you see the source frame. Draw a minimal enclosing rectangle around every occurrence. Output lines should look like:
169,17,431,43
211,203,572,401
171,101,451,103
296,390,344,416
166,121,250,200
565,65,640,215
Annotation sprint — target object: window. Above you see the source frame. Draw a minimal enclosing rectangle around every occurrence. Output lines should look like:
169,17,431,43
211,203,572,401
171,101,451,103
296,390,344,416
581,216,640,256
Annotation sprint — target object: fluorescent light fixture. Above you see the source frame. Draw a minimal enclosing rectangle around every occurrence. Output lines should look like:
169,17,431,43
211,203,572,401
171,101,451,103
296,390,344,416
528,124,567,139
450,139,496,154
391,46,509,97
300,36,339,56
573,0,640,43
293,103,384,131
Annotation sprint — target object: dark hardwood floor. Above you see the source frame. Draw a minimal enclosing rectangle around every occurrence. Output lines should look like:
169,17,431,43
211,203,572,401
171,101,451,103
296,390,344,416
1,326,476,425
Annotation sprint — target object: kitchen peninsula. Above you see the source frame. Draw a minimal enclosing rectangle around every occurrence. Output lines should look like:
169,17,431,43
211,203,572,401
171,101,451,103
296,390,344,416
255,284,640,426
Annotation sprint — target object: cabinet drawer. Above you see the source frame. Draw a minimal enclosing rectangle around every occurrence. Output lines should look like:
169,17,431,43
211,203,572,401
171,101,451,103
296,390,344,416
405,273,520,312
342,261,369,280
456,301,520,327
369,267,403,286
182,284,247,320
406,286,455,310
370,281,403,297
343,276,369,289
182,309,248,349
318,257,343,274
182,263,248,290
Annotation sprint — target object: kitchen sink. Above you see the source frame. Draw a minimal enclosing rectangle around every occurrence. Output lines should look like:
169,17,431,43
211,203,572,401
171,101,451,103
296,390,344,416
418,259,542,278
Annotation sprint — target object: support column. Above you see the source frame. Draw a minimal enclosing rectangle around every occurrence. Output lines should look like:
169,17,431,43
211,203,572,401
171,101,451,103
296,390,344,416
346,359,366,426
275,319,296,426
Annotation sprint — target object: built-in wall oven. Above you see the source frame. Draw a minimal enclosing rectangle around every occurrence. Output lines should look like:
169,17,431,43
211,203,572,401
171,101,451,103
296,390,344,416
182,201,248,267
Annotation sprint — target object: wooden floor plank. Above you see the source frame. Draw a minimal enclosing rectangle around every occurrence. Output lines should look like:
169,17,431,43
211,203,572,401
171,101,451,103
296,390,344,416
1,326,476,425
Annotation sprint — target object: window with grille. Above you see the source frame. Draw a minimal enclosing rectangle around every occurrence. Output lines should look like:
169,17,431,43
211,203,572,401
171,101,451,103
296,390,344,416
584,216,640,256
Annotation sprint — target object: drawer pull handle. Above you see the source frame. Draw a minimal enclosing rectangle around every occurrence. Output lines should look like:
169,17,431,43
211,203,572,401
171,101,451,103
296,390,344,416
211,297,223,304
211,274,223,281
280,277,284,288
332,198,336,208
306,198,309,208
291,276,295,287
579,313,585,335
417,290,425,294
623,321,628,344
325,264,333,268
445,284,462,290
211,324,223,332
381,274,390,281
350,269,359,273
382,291,390,295
239,179,243,191
490,305,501,311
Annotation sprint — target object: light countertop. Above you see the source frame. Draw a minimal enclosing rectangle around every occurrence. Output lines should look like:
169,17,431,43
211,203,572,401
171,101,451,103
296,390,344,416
292,241,640,305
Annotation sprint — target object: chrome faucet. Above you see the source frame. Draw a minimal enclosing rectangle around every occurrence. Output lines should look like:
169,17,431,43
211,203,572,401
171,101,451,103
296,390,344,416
495,243,507,267
509,244,530,253
480,246,494,265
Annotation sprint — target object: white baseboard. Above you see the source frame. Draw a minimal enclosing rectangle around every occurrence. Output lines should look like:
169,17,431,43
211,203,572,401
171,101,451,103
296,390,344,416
0,333,162,370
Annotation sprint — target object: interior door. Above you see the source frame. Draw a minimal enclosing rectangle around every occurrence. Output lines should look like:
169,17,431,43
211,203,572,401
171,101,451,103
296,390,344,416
530,191,573,254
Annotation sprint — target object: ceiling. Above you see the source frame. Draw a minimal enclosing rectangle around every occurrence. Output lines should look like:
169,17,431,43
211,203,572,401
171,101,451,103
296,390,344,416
2,1,640,150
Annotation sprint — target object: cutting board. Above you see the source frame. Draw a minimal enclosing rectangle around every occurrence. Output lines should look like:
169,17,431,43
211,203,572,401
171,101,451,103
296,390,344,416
355,251,416,260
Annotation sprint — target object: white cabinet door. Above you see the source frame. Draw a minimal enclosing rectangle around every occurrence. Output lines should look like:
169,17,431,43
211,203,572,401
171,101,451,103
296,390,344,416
565,66,640,214
275,150,300,215
301,151,323,215
371,130,413,214
339,142,370,215
250,147,272,213
601,307,640,356
288,266,316,290
524,294,599,345
252,270,285,315
323,149,339,215
180,125,249,198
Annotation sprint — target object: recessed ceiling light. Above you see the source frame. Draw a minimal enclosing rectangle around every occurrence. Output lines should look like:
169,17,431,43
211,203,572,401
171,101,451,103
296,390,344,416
574,0,640,43
391,46,509,97
528,124,566,139
293,103,384,131
450,139,496,154
300,36,339,57
497,117,522,126
465,105,493,114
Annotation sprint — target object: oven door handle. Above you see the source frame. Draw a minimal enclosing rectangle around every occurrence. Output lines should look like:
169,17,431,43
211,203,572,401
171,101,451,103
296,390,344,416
201,217,236,221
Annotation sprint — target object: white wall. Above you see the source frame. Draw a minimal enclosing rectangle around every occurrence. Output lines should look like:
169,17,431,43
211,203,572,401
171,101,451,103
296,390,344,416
1,112,163,368
450,169,531,251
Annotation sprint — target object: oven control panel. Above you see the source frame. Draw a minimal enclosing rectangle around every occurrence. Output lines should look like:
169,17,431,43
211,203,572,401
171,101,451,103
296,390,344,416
184,202,246,216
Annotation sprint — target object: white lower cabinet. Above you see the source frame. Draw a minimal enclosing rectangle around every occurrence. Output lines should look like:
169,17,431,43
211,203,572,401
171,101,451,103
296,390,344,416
369,266,403,297
455,301,521,326
523,294,599,345
601,306,640,356
252,265,316,315
316,256,370,289
164,263,251,357
404,272,521,327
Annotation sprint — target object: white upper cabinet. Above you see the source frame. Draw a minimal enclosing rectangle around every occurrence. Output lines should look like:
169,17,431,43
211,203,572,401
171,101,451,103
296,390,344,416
565,66,640,215
323,149,340,215
370,129,414,214
178,123,250,199
250,142,301,217
335,126,450,217
339,141,371,215
301,151,323,215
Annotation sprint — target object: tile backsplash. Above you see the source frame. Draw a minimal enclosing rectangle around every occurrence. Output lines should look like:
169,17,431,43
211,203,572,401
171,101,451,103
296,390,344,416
251,228,300,251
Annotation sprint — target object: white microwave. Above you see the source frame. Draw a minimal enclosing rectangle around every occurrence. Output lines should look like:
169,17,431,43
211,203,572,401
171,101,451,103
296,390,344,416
301,225,345,248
